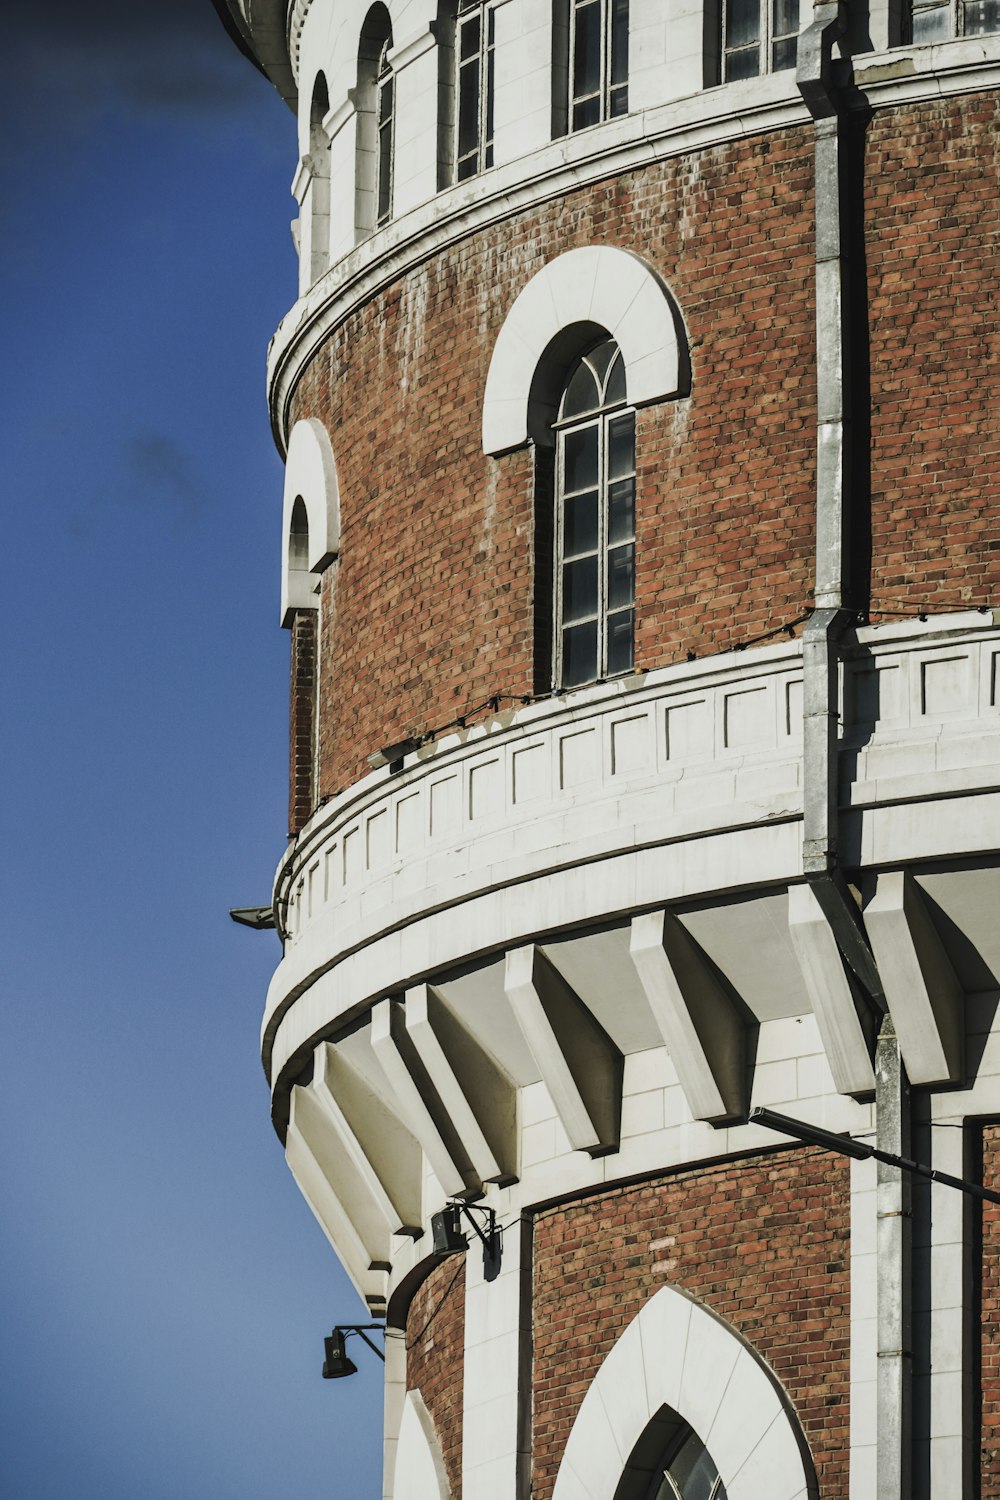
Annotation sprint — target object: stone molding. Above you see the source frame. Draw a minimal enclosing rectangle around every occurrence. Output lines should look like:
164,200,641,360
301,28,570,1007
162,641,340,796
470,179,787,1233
551,1285,818,1500
481,246,687,455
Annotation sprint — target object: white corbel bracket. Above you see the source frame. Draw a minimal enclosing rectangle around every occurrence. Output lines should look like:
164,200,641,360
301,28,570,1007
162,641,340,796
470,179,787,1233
371,998,475,1199
629,909,746,1124
864,870,964,1086
788,882,877,1096
504,945,622,1156
405,983,518,1187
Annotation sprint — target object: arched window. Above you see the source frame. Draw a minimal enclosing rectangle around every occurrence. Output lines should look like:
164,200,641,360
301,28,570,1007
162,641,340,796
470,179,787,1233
375,35,395,226
304,72,331,286
356,6,394,239
554,337,636,688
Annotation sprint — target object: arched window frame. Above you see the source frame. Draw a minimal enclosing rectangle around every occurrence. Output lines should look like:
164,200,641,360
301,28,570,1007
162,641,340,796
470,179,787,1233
552,1285,818,1500
304,72,331,284
376,33,395,227
356,6,395,240
281,419,341,834
553,338,636,689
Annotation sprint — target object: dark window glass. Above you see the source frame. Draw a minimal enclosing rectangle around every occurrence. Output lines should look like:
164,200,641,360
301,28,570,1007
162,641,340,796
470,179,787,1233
563,557,599,624
610,0,630,86
564,491,600,557
570,0,628,130
553,338,637,689
607,609,634,676
963,0,1000,30
574,1,602,97
376,43,393,226
726,0,760,49
608,480,635,544
564,426,600,493
563,621,599,687
608,412,635,479
455,4,496,179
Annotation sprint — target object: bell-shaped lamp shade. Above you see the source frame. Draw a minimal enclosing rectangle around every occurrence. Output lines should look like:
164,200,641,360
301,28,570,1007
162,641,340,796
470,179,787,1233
322,1330,358,1379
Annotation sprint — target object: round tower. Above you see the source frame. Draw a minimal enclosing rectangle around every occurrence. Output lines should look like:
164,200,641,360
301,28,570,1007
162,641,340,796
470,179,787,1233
217,1,1000,1495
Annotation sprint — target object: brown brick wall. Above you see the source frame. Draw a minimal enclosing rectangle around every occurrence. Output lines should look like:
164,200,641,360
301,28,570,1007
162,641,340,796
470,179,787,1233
291,92,1000,801
532,1148,851,1499
406,1257,466,1498
982,1125,1000,1494
288,607,317,834
867,93,1000,618
294,128,818,797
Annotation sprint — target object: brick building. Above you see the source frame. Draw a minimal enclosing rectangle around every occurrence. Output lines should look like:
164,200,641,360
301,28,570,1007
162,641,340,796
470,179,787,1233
215,1,1000,1495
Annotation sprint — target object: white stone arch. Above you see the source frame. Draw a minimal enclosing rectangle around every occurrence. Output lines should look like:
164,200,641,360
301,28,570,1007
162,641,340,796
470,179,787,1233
482,246,689,455
552,1285,818,1500
281,417,340,626
391,1389,451,1500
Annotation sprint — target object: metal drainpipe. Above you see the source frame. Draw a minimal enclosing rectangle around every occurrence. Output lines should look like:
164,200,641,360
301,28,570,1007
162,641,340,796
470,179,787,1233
797,16,909,1496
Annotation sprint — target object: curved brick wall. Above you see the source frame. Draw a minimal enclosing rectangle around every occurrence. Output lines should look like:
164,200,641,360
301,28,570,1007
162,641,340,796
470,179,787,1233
291,128,818,798
405,1257,466,1498
867,94,1000,618
531,1148,851,1499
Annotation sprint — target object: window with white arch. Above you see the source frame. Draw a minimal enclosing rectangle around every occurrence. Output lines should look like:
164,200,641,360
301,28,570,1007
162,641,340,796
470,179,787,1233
554,336,635,688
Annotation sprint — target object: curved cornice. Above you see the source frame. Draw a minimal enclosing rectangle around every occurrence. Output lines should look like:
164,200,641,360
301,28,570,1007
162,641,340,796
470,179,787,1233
212,0,297,108
265,38,1000,454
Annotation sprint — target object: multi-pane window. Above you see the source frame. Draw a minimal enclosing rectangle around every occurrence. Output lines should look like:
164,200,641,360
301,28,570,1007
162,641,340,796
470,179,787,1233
907,0,999,38
456,0,496,180
554,339,636,689
570,0,629,131
376,37,394,226
722,0,798,79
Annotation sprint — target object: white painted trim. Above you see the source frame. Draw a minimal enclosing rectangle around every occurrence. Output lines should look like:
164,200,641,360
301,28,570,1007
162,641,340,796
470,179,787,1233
281,417,340,626
391,1390,451,1500
552,1284,818,1500
481,246,686,455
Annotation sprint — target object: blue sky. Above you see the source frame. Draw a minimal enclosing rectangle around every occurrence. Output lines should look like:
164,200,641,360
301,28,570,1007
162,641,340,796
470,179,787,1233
1,4,383,1495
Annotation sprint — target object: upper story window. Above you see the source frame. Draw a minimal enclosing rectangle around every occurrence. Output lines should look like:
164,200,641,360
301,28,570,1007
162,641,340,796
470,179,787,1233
356,6,394,239
907,0,998,38
569,0,629,130
721,0,798,79
456,0,497,180
554,337,636,688
376,36,395,225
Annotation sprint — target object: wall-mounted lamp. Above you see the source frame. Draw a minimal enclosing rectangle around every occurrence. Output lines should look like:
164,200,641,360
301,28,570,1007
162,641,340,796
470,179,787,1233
367,736,424,772
430,1200,502,1280
228,905,276,930
322,1324,386,1380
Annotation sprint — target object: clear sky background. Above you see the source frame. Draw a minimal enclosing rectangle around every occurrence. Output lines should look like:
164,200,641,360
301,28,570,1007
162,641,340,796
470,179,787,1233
1,3,383,1495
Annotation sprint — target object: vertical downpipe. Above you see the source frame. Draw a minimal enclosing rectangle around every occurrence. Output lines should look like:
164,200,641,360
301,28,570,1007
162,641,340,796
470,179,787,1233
797,12,909,1496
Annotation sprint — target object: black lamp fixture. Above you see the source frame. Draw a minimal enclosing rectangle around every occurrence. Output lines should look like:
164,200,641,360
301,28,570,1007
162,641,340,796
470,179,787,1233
430,1200,502,1280
322,1324,386,1380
